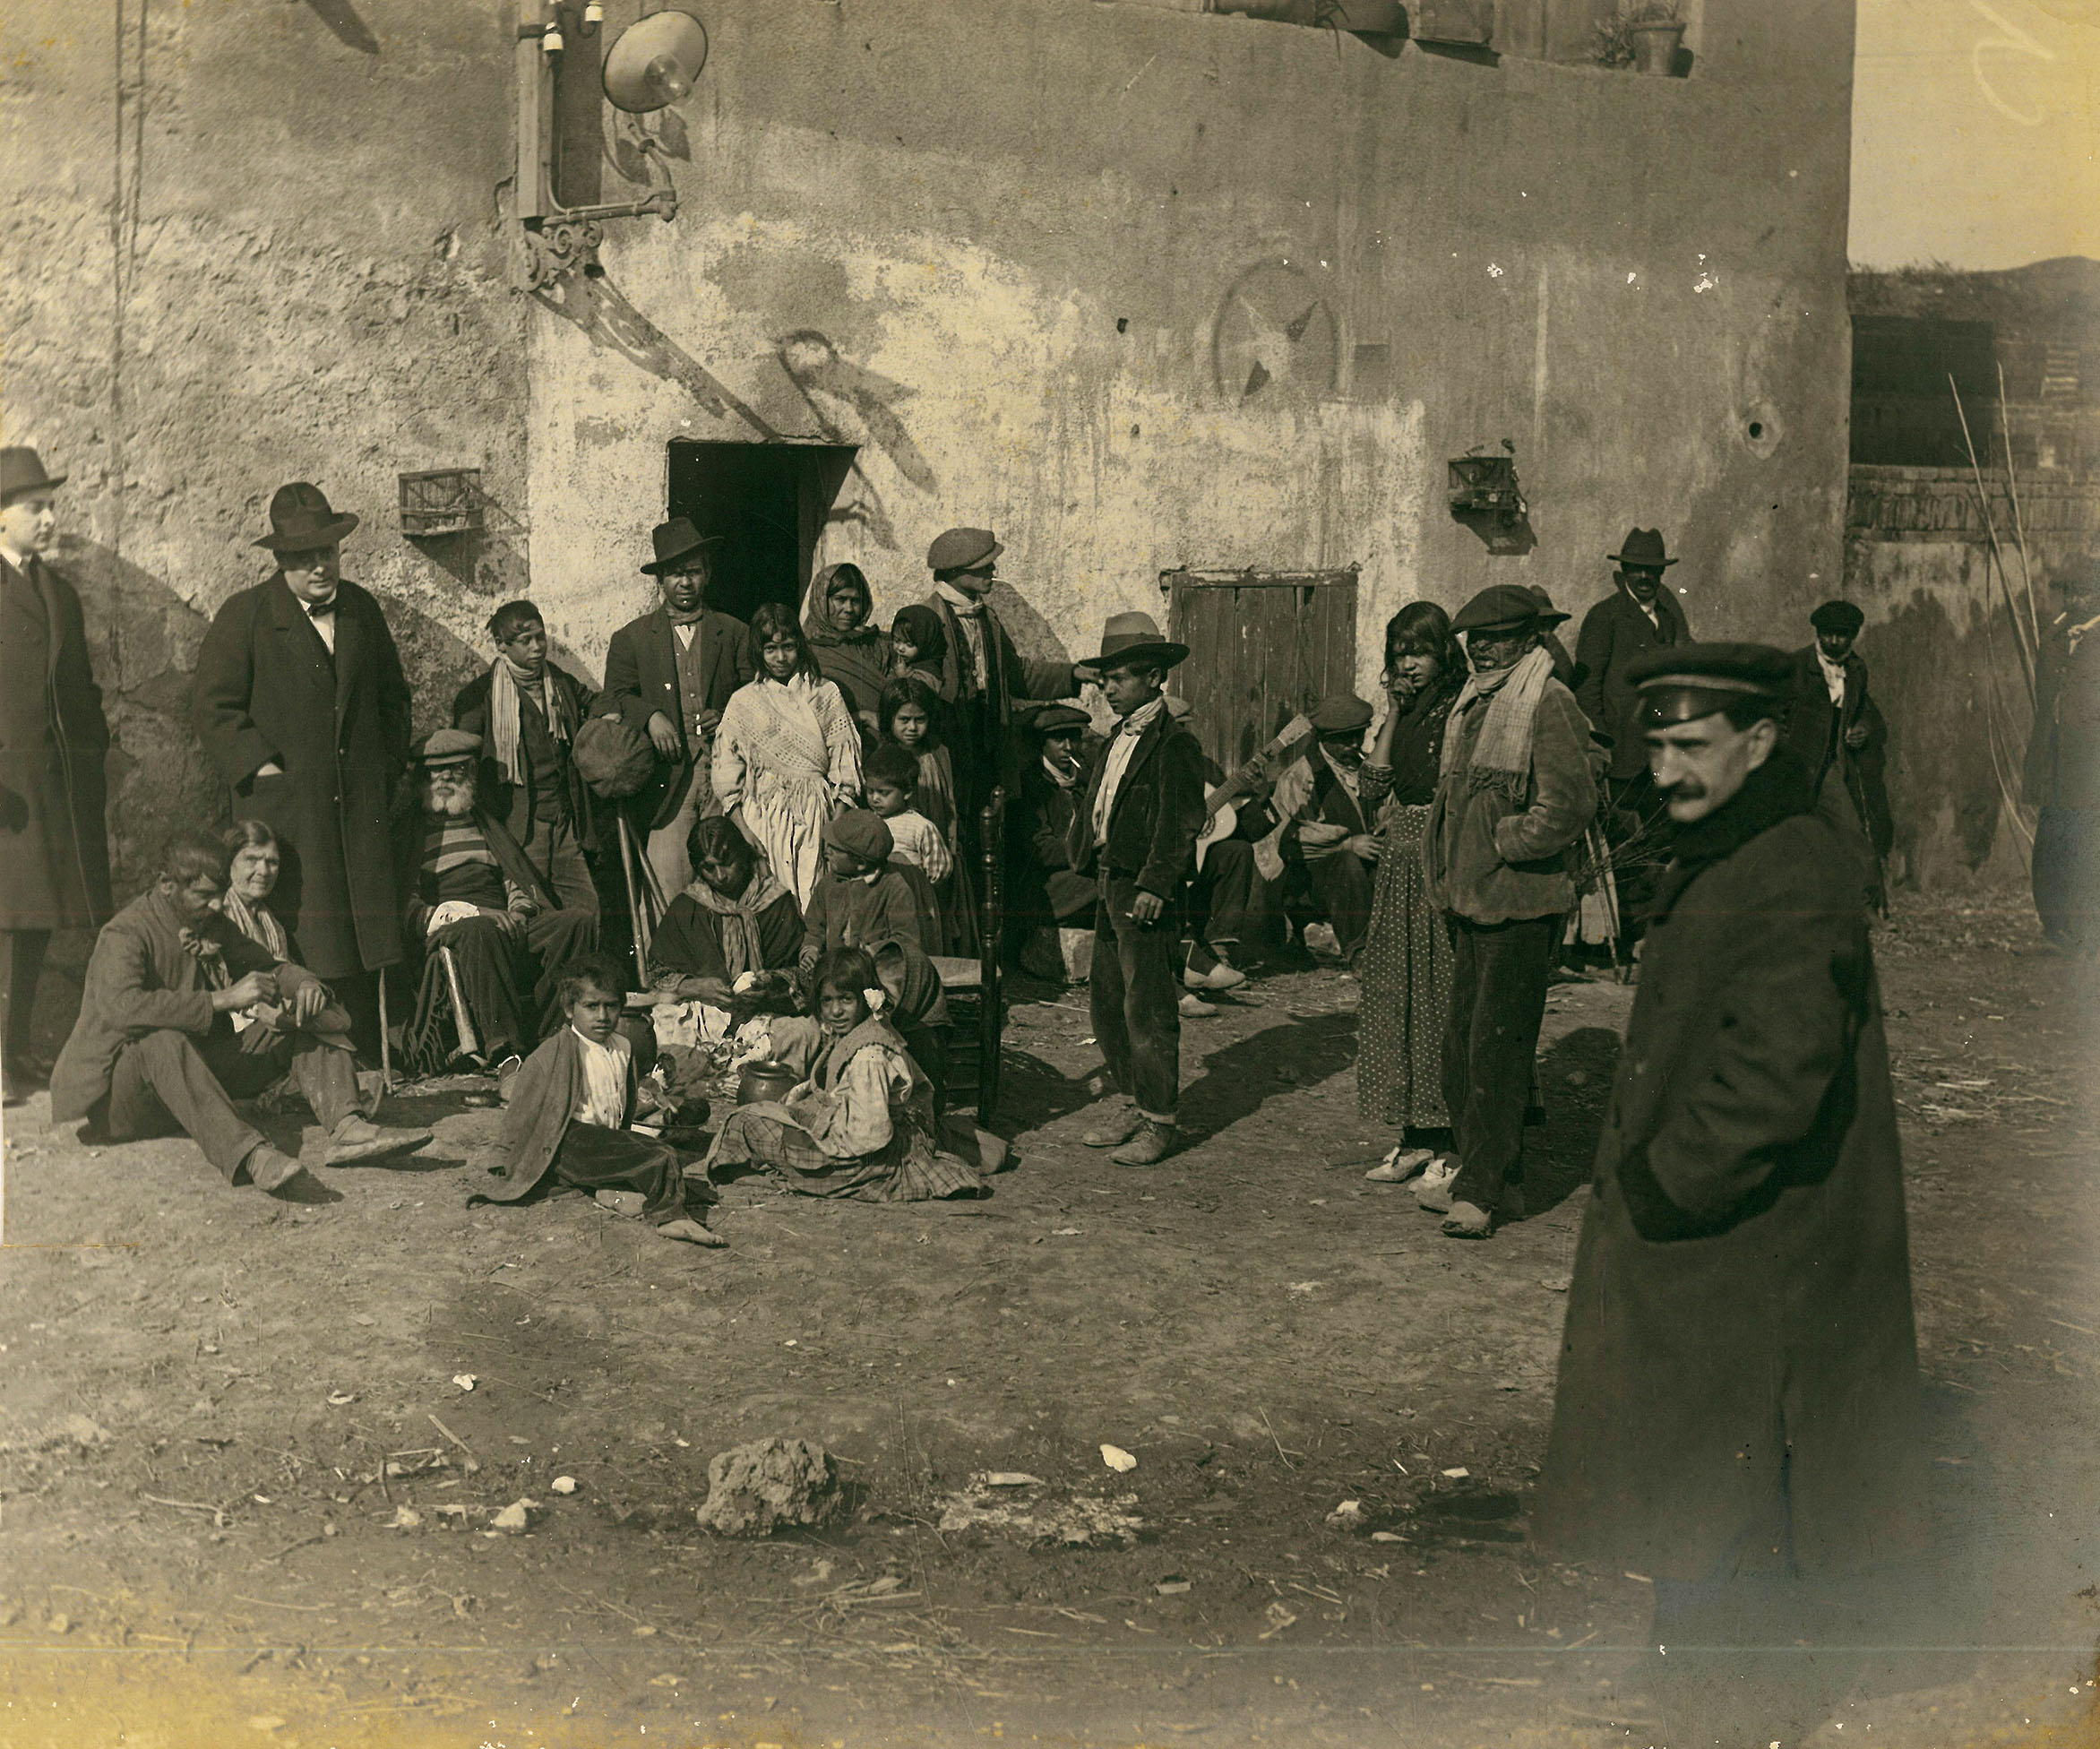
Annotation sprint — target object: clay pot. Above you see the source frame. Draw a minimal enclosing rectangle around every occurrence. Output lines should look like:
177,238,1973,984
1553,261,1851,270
736,1061,799,1106
1631,21,1685,74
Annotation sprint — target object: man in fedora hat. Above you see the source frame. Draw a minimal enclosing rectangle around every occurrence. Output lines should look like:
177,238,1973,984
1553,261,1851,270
1782,599,1891,912
0,448,112,1103
1575,529,1695,915
193,482,412,1037
1068,614,1206,1166
598,517,753,898
2025,556,2100,953
1421,584,1596,1238
1537,644,1925,1736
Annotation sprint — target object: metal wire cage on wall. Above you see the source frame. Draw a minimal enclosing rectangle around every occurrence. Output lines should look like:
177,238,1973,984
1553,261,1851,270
398,468,485,538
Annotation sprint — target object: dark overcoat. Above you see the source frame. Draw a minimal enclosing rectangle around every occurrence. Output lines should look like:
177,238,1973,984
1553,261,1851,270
452,662,598,852
1067,710,1207,900
1573,584,1692,780
1781,645,1894,857
0,553,112,932
190,574,412,978
598,607,751,831
2024,620,2100,811
1535,754,1927,1582
921,591,1075,806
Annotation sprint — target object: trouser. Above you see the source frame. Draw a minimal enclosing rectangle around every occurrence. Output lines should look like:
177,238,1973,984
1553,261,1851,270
1186,839,1264,970
2,927,51,1068
552,1121,688,1225
644,765,710,903
1299,849,1375,959
1089,873,1183,1125
2033,805,2099,950
1812,765,1884,913
1442,913,1558,1212
423,907,598,1066
517,811,601,915
98,1020,360,1182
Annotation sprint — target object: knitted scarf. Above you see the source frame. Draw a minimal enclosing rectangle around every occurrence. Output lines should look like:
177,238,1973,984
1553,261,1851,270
488,660,570,788
219,890,289,962
682,865,790,981
1442,643,1554,802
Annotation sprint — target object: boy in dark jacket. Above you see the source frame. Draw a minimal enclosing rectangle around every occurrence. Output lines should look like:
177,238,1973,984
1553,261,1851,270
1066,616,1207,1165
798,810,940,969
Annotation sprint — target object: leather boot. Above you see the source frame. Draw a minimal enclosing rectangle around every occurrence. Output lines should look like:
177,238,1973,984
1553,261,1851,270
1112,1120,1178,1167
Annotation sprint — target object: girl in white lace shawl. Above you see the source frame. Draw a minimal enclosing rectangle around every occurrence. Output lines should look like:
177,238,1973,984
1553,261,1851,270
712,602,865,909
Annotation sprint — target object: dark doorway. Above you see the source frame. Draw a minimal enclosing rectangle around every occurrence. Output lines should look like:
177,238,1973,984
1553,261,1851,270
665,442,859,624
1165,567,1359,776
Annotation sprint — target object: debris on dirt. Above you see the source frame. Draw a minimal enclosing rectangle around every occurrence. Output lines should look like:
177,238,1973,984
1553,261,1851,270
1100,1443,1137,1472
389,1506,423,1529
1052,1227,1081,1236
1287,1281,1324,1296
1371,1531,1407,1543
1155,1576,1192,1595
325,1391,355,1406
694,1437,842,1537
552,1475,578,1495
0,1414,112,1453
491,1498,539,1533
1539,1276,1571,1293
47,1613,72,1634
981,1471,1043,1487
1260,1601,1297,1638
452,1374,478,1391
1326,1499,1365,1530
1441,1467,1470,1479
937,1482,1143,1547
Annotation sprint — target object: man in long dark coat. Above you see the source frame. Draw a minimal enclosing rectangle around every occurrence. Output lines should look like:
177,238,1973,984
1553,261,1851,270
0,448,112,1102
1536,643,1928,1734
191,484,412,1031
2025,557,2100,954
598,518,751,899
1781,598,1894,911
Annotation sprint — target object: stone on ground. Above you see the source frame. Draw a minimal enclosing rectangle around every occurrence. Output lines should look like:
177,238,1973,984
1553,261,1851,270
695,1436,842,1536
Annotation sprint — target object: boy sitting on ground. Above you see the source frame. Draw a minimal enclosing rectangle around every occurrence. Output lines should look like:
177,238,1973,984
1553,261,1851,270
470,951,721,1245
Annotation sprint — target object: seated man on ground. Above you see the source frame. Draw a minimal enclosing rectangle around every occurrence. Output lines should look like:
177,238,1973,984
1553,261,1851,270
49,828,430,1193
702,947,982,1203
393,729,598,1077
1011,703,1100,979
1234,693,1380,966
647,814,803,1012
1169,694,1261,1002
799,809,940,970
469,951,720,1245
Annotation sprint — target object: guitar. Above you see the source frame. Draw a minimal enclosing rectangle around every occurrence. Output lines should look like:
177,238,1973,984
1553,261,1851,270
1192,713,1314,870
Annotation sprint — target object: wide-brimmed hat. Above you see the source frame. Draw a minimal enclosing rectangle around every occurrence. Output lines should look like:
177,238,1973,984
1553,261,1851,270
1090,611,1189,671
1309,694,1374,736
0,448,66,504
926,527,1003,575
254,482,359,553
414,728,483,769
1608,527,1678,570
642,516,725,575
1451,584,1569,635
1628,642,1791,727
1809,599,1864,636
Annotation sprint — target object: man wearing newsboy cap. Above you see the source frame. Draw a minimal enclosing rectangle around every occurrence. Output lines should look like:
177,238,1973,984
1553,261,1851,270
1536,643,1925,1735
0,449,112,1103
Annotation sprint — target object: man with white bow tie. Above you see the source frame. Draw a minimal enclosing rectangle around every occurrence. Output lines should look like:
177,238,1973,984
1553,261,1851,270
192,483,413,1043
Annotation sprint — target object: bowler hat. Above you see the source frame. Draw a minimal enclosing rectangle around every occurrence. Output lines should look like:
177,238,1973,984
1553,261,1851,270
254,482,359,553
1809,599,1865,636
1627,642,1791,727
1608,527,1678,570
1451,583,1569,635
1309,694,1374,736
1089,611,1189,672
0,448,66,504
926,527,1003,575
414,728,483,768
641,516,725,575
1031,703,1092,737
823,808,894,865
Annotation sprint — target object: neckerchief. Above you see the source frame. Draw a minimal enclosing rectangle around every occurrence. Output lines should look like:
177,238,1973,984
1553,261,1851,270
1442,643,1553,801
489,659,570,787
219,889,288,962
681,864,790,980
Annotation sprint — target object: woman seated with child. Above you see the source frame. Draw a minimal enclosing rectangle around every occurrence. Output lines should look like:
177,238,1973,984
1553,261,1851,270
701,947,981,1202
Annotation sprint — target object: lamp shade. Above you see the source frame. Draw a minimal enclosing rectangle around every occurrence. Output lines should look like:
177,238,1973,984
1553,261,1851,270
603,8,709,113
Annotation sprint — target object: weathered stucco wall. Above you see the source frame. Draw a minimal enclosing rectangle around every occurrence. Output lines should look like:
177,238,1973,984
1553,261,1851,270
529,0,1856,698
0,0,527,894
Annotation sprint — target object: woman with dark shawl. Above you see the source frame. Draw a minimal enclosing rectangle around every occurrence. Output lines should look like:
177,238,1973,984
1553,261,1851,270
1355,603,1468,1176
646,815,803,1009
802,562,892,736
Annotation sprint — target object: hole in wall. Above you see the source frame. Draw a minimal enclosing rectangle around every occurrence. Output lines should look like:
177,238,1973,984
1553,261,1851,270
1747,420,1763,440
1116,317,1129,334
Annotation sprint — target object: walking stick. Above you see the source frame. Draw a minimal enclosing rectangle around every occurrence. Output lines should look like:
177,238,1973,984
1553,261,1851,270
616,813,652,986
376,963,393,1095
437,943,482,1064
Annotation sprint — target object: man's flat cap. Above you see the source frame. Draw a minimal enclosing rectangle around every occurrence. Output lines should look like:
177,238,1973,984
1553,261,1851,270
1310,694,1374,735
1809,599,1864,636
1628,642,1792,727
1032,703,1092,737
415,728,483,766
926,527,1003,573
822,808,894,864
1451,583,1571,634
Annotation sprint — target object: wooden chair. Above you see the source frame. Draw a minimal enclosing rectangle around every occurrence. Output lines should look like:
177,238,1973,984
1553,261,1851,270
929,788,1006,1124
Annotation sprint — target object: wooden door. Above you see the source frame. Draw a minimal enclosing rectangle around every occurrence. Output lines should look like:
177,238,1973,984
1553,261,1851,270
1165,567,1359,777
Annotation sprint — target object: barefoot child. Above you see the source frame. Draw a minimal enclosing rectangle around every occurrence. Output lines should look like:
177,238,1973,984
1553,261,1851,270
470,952,722,1245
702,948,982,1202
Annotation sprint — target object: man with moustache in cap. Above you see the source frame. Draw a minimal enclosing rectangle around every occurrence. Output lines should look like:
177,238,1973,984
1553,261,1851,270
192,483,413,1044
0,448,112,1103
598,517,753,899
1536,644,1925,1737
1782,599,1892,911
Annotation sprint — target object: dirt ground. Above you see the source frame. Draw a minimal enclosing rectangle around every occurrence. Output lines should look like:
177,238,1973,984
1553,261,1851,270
1,890,2096,1749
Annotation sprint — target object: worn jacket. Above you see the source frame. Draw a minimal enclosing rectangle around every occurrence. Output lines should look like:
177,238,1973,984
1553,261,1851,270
191,573,413,978
1013,750,1101,926
0,552,111,932
2025,617,2100,811
920,590,1075,805
452,662,598,853
1536,754,1926,1581
598,607,752,831
1782,645,1893,858
474,1025,637,1206
51,887,325,1124
390,805,560,941
1574,585,1691,780
1066,709,1207,900
1423,677,1596,924
800,864,939,964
